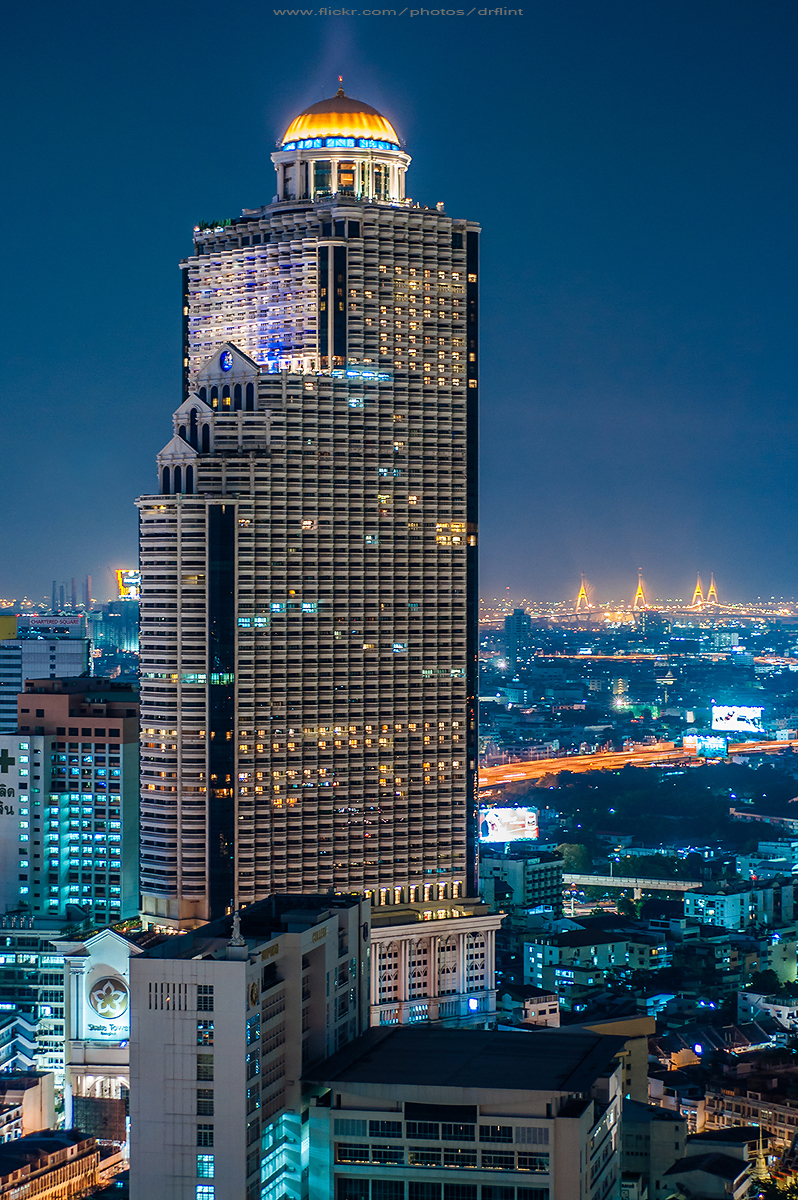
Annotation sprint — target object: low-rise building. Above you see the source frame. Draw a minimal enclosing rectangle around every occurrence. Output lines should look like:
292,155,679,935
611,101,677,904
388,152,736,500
480,850,564,915
0,1129,102,1197
0,1073,55,1137
304,1025,626,1200
621,1099,687,1198
369,899,501,1026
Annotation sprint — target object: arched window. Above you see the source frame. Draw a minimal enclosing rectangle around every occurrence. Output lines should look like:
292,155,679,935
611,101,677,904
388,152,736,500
173,466,182,493
234,383,242,411
198,387,207,402
245,382,254,411
201,425,210,453
161,467,170,494
222,385,231,408
210,385,218,408
185,465,194,494
178,425,186,441
189,408,199,448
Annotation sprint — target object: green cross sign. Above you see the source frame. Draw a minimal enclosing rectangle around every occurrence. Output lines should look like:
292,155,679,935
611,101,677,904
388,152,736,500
0,749,15,773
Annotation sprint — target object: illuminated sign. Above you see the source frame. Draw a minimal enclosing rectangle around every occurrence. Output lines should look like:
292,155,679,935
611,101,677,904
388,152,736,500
479,806,538,844
711,706,764,734
695,735,728,759
329,367,391,381
116,569,141,600
281,137,400,152
89,976,129,1020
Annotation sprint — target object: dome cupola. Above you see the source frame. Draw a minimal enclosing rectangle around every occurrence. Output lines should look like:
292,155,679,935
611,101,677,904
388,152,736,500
272,86,410,205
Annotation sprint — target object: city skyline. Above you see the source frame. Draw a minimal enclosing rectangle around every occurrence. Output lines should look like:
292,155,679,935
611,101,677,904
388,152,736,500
2,2,796,603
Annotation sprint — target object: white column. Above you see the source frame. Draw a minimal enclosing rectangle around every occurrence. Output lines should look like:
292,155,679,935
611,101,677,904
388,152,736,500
398,937,408,1002
429,935,439,998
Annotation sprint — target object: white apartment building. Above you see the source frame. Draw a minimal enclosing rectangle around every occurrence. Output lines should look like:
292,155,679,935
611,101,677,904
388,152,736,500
137,87,479,928
129,893,370,1200
305,1025,625,1200
369,900,501,1026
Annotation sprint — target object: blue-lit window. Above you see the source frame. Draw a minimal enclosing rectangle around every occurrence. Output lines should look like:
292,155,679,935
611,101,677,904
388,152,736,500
197,1154,214,1178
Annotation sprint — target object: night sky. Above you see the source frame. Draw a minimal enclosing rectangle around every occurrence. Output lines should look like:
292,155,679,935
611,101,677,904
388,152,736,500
2,1,796,604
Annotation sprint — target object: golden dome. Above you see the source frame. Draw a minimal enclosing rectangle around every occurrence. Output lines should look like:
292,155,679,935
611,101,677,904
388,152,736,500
282,89,400,147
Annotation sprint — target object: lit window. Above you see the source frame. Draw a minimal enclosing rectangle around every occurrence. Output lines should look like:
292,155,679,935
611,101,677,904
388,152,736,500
197,1154,214,1178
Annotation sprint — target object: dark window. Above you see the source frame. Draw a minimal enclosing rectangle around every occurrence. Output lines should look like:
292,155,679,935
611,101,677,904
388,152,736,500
185,466,194,494
452,232,463,249
196,1089,214,1116
443,1188,476,1200
56,728,65,735
409,1186,441,1200
336,1181,368,1200
199,387,207,401
321,220,333,237
369,1121,402,1139
245,382,254,411
442,1124,475,1142
480,1126,513,1144
197,1054,214,1081
161,467,170,495
234,383,242,410
517,1191,550,1200
406,1122,439,1140
348,221,361,237
36,709,44,718
174,466,182,493
109,728,120,736
372,1185,404,1200
335,219,346,237
197,1124,214,1147
69,727,79,736
197,985,214,1012
202,425,210,453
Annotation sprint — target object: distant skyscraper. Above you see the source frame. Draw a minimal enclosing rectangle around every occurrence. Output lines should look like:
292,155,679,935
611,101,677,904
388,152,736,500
504,607,532,665
137,88,479,928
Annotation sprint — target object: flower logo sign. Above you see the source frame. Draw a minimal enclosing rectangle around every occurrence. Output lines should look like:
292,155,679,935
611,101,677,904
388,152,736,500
89,977,129,1020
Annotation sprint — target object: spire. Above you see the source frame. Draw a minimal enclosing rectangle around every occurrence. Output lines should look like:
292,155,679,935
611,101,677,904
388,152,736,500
337,75,345,97
706,573,719,605
575,574,591,614
691,573,704,609
632,568,646,611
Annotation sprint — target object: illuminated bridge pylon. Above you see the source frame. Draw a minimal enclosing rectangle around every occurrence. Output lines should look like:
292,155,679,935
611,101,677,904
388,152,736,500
691,573,704,609
632,568,647,611
706,573,719,605
575,574,592,614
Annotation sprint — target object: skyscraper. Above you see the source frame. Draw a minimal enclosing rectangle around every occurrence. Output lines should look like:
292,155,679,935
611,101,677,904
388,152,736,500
137,88,479,928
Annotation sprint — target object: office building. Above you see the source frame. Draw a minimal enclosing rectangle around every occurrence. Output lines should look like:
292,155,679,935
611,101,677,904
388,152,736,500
0,680,139,922
137,87,479,927
0,617,90,734
479,850,564,915
129,893,370,1200
304,1024,625,1200
0,1129,121,1197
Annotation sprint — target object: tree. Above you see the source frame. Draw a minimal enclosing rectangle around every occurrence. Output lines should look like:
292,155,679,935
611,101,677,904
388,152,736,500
558,843,592,873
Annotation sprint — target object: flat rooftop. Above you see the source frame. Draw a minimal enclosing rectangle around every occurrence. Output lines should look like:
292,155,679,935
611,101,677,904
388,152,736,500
304,1026,626,1094
144,894,361,960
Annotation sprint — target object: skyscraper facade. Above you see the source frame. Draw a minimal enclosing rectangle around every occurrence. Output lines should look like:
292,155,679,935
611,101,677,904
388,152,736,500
137,90,479,928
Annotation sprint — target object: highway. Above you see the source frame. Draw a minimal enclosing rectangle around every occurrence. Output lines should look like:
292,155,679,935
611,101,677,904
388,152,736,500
479,738,798,790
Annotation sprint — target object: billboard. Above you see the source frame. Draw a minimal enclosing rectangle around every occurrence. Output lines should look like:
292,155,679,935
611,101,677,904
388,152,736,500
695,734,728,759
712,706,764,735
479,806,538,843
116,569,141,600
